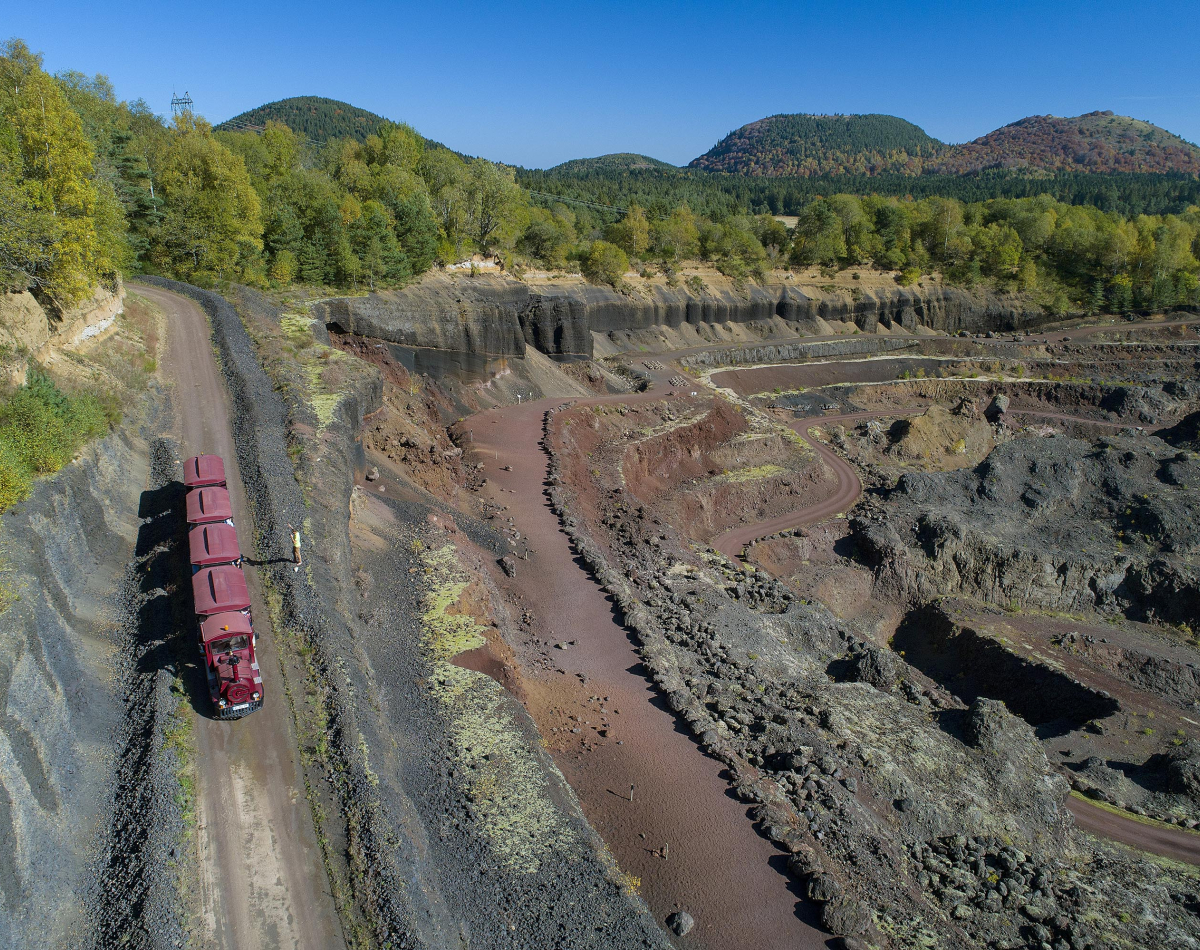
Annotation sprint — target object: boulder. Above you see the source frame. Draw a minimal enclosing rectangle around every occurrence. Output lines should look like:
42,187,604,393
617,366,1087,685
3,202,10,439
984,393,1010,421
666,911,695,937
821,896,872,936
807,872,844,903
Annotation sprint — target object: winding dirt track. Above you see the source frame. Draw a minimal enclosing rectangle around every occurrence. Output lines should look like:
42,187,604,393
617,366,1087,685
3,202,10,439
713,410,912,560
1066,795,1200,864
714,406,1134,560
144,285,343,950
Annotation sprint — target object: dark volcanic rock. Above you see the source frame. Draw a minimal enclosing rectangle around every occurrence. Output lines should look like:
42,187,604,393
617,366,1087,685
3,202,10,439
665,911,695,936
1168,742,1200,801
315,278,530,357
854,431,1200,630
313,276,1057,363
1157,409,1200,450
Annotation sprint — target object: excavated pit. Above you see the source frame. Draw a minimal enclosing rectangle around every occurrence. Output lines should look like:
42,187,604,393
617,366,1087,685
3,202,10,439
891,605,1121,738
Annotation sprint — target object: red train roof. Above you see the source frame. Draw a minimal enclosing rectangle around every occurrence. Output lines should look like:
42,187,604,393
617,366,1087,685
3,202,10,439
199,611,253,643
188,523,242,567
186,486,233,524
183,454,227,488
192,565,251,616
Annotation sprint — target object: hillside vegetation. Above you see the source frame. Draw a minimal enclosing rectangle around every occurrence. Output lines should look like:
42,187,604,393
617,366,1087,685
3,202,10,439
217,96,389,143
689,113,947,176
930,111,1200,175
2,38,1198,322
689,110,1200,179
548,153,676,174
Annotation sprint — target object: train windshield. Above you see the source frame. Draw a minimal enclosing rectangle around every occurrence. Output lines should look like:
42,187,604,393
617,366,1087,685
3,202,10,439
213,635,250,654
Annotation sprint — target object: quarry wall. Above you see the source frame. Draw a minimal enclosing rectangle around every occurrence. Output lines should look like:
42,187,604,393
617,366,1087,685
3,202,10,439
313,276,1054,363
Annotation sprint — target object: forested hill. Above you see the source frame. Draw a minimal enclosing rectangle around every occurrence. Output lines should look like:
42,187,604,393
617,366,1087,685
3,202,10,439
217,96,389,142
688,110,1200,179
548,153,676,174
929,111,1200,175
689,114,947,176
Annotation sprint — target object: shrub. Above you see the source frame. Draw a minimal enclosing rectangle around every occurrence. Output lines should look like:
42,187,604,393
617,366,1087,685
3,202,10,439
0,367,112,511
0,442,28,511
582,241,629,287
269,250,298,285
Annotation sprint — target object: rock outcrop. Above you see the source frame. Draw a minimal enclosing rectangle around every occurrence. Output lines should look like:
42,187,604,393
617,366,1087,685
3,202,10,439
313,275,1053,364
1,282,125,383
852,432,1200,629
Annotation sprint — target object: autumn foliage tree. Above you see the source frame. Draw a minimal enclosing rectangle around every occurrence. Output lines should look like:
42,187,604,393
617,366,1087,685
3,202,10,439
0,40,125,306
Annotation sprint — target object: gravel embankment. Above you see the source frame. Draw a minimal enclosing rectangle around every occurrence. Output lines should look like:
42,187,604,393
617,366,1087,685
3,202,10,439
85,433,189,950
140,278,667,948
0,386,186,950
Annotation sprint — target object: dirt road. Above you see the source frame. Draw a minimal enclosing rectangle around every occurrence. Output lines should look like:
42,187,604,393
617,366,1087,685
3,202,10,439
712,409,915,560
470,396,826,950
143,285,344,950
1067,795,1200,864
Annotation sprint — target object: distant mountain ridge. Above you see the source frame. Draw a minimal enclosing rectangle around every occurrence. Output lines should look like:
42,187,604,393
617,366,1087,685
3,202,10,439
217,96,389,143
548,153,676,174
686,110,1200,178
929,111,1200,175
688,113,947,176
220,98,1200,179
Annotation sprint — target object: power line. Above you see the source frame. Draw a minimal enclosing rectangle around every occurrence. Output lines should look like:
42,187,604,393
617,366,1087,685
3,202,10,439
170,90,193,115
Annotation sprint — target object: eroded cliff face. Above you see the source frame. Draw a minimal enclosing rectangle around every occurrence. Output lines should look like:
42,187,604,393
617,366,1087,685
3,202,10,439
313,274,1050,364
0,402,186,950
0,281,126,384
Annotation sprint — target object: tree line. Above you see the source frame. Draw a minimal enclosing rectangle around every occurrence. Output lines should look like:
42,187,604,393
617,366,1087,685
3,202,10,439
520,163,1200,221
1,37,1197,319
784,193,1200,315
0,39,526,302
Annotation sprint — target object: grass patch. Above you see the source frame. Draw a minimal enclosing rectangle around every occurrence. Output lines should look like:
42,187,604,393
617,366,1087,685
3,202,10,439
163,678,198,832
720,463,787,483
0,367,116,511
419,544,488,659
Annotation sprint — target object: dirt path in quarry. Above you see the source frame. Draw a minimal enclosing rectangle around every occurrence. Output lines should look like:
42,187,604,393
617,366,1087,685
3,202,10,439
458,316,1200,946
467,394,827,950
1066,795,1200,864
143,285,344,950
713,410,912,561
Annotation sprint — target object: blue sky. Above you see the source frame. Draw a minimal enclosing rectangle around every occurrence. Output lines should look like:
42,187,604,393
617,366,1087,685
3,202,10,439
9,0,1199,168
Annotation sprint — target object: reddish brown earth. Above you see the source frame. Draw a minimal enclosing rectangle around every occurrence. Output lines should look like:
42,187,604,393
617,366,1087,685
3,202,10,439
467,397,826,950
712,358,957,393
441,316,1200,948
713,410,920,560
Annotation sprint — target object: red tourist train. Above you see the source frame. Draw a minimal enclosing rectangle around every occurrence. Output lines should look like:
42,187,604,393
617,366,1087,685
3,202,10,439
184,455,263,719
